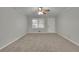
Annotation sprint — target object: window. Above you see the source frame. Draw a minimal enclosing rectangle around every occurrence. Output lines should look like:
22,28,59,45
32,19,44,28
38,19,44,28
32,19,38,28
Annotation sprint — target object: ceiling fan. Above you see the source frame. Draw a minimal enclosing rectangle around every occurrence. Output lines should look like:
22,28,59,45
36,7,50,15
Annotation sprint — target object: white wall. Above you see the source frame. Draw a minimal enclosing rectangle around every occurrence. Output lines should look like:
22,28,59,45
56,7,79,44
47,17,56,33
27,16,55,33
27,17,47,32
0,8,27,48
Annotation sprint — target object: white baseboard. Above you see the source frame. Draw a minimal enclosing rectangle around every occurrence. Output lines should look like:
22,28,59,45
57,32,79,46
0,33,27,50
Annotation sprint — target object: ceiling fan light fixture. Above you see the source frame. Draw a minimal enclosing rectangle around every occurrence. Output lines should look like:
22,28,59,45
37,7,50,15
38,11,43,15
38,7,42,11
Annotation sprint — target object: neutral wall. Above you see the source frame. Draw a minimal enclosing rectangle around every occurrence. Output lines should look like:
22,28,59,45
27,16,55,33
0,8,27,48
27,17,47,32
47,17,55,33
56,7,79,44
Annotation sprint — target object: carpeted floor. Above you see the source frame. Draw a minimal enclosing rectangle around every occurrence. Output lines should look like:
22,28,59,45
0,33,79,52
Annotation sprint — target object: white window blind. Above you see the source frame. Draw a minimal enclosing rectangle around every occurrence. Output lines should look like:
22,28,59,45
32,19,44,28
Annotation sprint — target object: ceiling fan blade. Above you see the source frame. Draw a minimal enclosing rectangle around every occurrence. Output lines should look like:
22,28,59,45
34,7,50,15
43,11,47,14
44,9,50,12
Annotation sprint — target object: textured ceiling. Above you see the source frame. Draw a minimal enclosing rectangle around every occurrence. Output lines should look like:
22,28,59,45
13,7,67,17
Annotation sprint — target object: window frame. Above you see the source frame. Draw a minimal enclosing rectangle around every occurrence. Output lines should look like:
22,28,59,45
32,18,45,29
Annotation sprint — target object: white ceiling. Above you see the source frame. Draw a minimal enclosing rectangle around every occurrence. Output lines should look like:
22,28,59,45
13,7,67,17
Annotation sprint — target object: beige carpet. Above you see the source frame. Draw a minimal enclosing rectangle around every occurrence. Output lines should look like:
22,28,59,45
0,33,79,52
